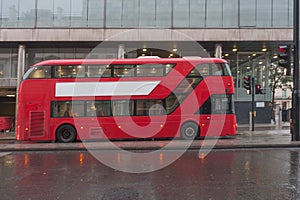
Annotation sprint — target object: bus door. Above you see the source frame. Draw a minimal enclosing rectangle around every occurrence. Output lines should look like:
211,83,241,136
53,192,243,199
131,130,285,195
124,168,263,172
199,94,235,137
25,101,49,140
200,114,226,137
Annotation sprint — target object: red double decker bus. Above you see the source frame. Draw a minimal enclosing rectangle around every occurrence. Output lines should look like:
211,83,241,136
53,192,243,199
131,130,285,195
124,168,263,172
16,57,237,142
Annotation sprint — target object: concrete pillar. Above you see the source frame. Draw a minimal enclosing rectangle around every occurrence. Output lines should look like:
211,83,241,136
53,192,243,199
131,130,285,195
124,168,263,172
214,44,222,58
17,44,26,87
15,44,26,128
118,44,125,59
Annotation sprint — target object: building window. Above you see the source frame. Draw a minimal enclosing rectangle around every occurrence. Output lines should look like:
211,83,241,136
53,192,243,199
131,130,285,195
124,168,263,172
156,0,172,28
223,0,238,27
139,0,155,27
0,48,17,78
53,0,71,27
190,0,206,27
37,0,54,27
71,0,88,27
257,0,272,27
282,89,287,99
106,0,122,27
206,0,223,27
240,0,256,27
19,0,36,27
2,0,18,27
173,0,190,27
88,0,104,27
122,0,139,27
273,0,290,27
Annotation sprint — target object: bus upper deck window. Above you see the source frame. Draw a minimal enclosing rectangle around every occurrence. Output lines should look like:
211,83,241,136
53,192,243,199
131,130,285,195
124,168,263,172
211,63,231,76
25,66,51,79
224,63,232,76
189,64,209,77
54,65,85,78
212,64,222,76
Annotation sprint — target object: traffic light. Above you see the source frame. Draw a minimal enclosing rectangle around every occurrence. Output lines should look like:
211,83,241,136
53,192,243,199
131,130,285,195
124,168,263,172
255,84,262,94
243,76,251,94
278,45,291,75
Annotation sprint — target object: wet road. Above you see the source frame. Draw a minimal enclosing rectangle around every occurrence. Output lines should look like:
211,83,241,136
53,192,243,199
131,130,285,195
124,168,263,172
0,148,300,200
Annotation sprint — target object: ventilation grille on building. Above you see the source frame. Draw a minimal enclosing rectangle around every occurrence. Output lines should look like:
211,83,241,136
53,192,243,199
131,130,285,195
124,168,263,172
29,111,45,137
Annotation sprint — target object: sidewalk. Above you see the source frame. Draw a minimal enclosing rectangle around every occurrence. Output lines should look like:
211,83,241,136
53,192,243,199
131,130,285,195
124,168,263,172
237,121,291,131
0,123,298,151
0,131,15,140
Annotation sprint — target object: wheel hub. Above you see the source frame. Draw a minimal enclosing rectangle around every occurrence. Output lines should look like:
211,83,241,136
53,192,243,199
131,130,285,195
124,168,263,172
62,130,71,139
185,127,195,137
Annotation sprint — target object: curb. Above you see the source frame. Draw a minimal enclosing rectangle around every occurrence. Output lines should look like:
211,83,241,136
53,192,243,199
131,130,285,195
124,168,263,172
0,141,299,152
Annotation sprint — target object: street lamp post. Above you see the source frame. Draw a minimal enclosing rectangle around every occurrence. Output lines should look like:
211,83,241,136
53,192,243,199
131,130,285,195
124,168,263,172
292,0,300,141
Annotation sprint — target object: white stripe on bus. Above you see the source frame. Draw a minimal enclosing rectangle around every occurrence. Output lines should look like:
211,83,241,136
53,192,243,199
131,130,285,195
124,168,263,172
55,81,160,97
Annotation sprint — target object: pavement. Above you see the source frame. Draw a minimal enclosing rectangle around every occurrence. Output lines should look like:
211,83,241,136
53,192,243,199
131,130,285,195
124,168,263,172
0,122,297,151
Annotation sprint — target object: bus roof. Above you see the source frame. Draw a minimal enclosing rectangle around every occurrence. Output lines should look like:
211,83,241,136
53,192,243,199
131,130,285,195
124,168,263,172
32,57,228,67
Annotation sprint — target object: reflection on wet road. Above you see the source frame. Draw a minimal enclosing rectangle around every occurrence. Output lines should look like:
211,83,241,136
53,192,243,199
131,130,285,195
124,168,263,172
0,149,300,200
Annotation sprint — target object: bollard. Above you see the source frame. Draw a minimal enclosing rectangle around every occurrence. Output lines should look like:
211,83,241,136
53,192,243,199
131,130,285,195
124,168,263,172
279,108,282,128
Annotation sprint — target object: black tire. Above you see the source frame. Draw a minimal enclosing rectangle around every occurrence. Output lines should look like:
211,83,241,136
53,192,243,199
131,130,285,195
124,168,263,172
56,124,77,143
180,121,199,140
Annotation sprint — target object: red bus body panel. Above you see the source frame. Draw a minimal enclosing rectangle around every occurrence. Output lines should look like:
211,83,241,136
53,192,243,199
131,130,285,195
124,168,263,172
16,58,237,141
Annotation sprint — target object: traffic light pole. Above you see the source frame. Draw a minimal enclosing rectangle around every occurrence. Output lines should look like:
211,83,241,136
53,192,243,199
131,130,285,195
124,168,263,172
293,0,300,141
251,77,255,131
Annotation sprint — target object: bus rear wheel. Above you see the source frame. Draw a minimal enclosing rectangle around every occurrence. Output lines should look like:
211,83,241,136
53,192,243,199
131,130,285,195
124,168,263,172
56,124,77,143
180,122,199,140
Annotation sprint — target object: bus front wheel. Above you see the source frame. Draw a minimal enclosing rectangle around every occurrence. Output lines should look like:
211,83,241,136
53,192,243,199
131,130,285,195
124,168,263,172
180,122,199,140
56,124,77,143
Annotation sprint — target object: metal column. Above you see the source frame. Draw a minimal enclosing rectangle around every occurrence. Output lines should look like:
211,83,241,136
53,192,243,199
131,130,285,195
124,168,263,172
293,0,300,141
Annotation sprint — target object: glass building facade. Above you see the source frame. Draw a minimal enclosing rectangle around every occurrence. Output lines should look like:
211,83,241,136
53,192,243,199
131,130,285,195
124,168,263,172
0,0,293,28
